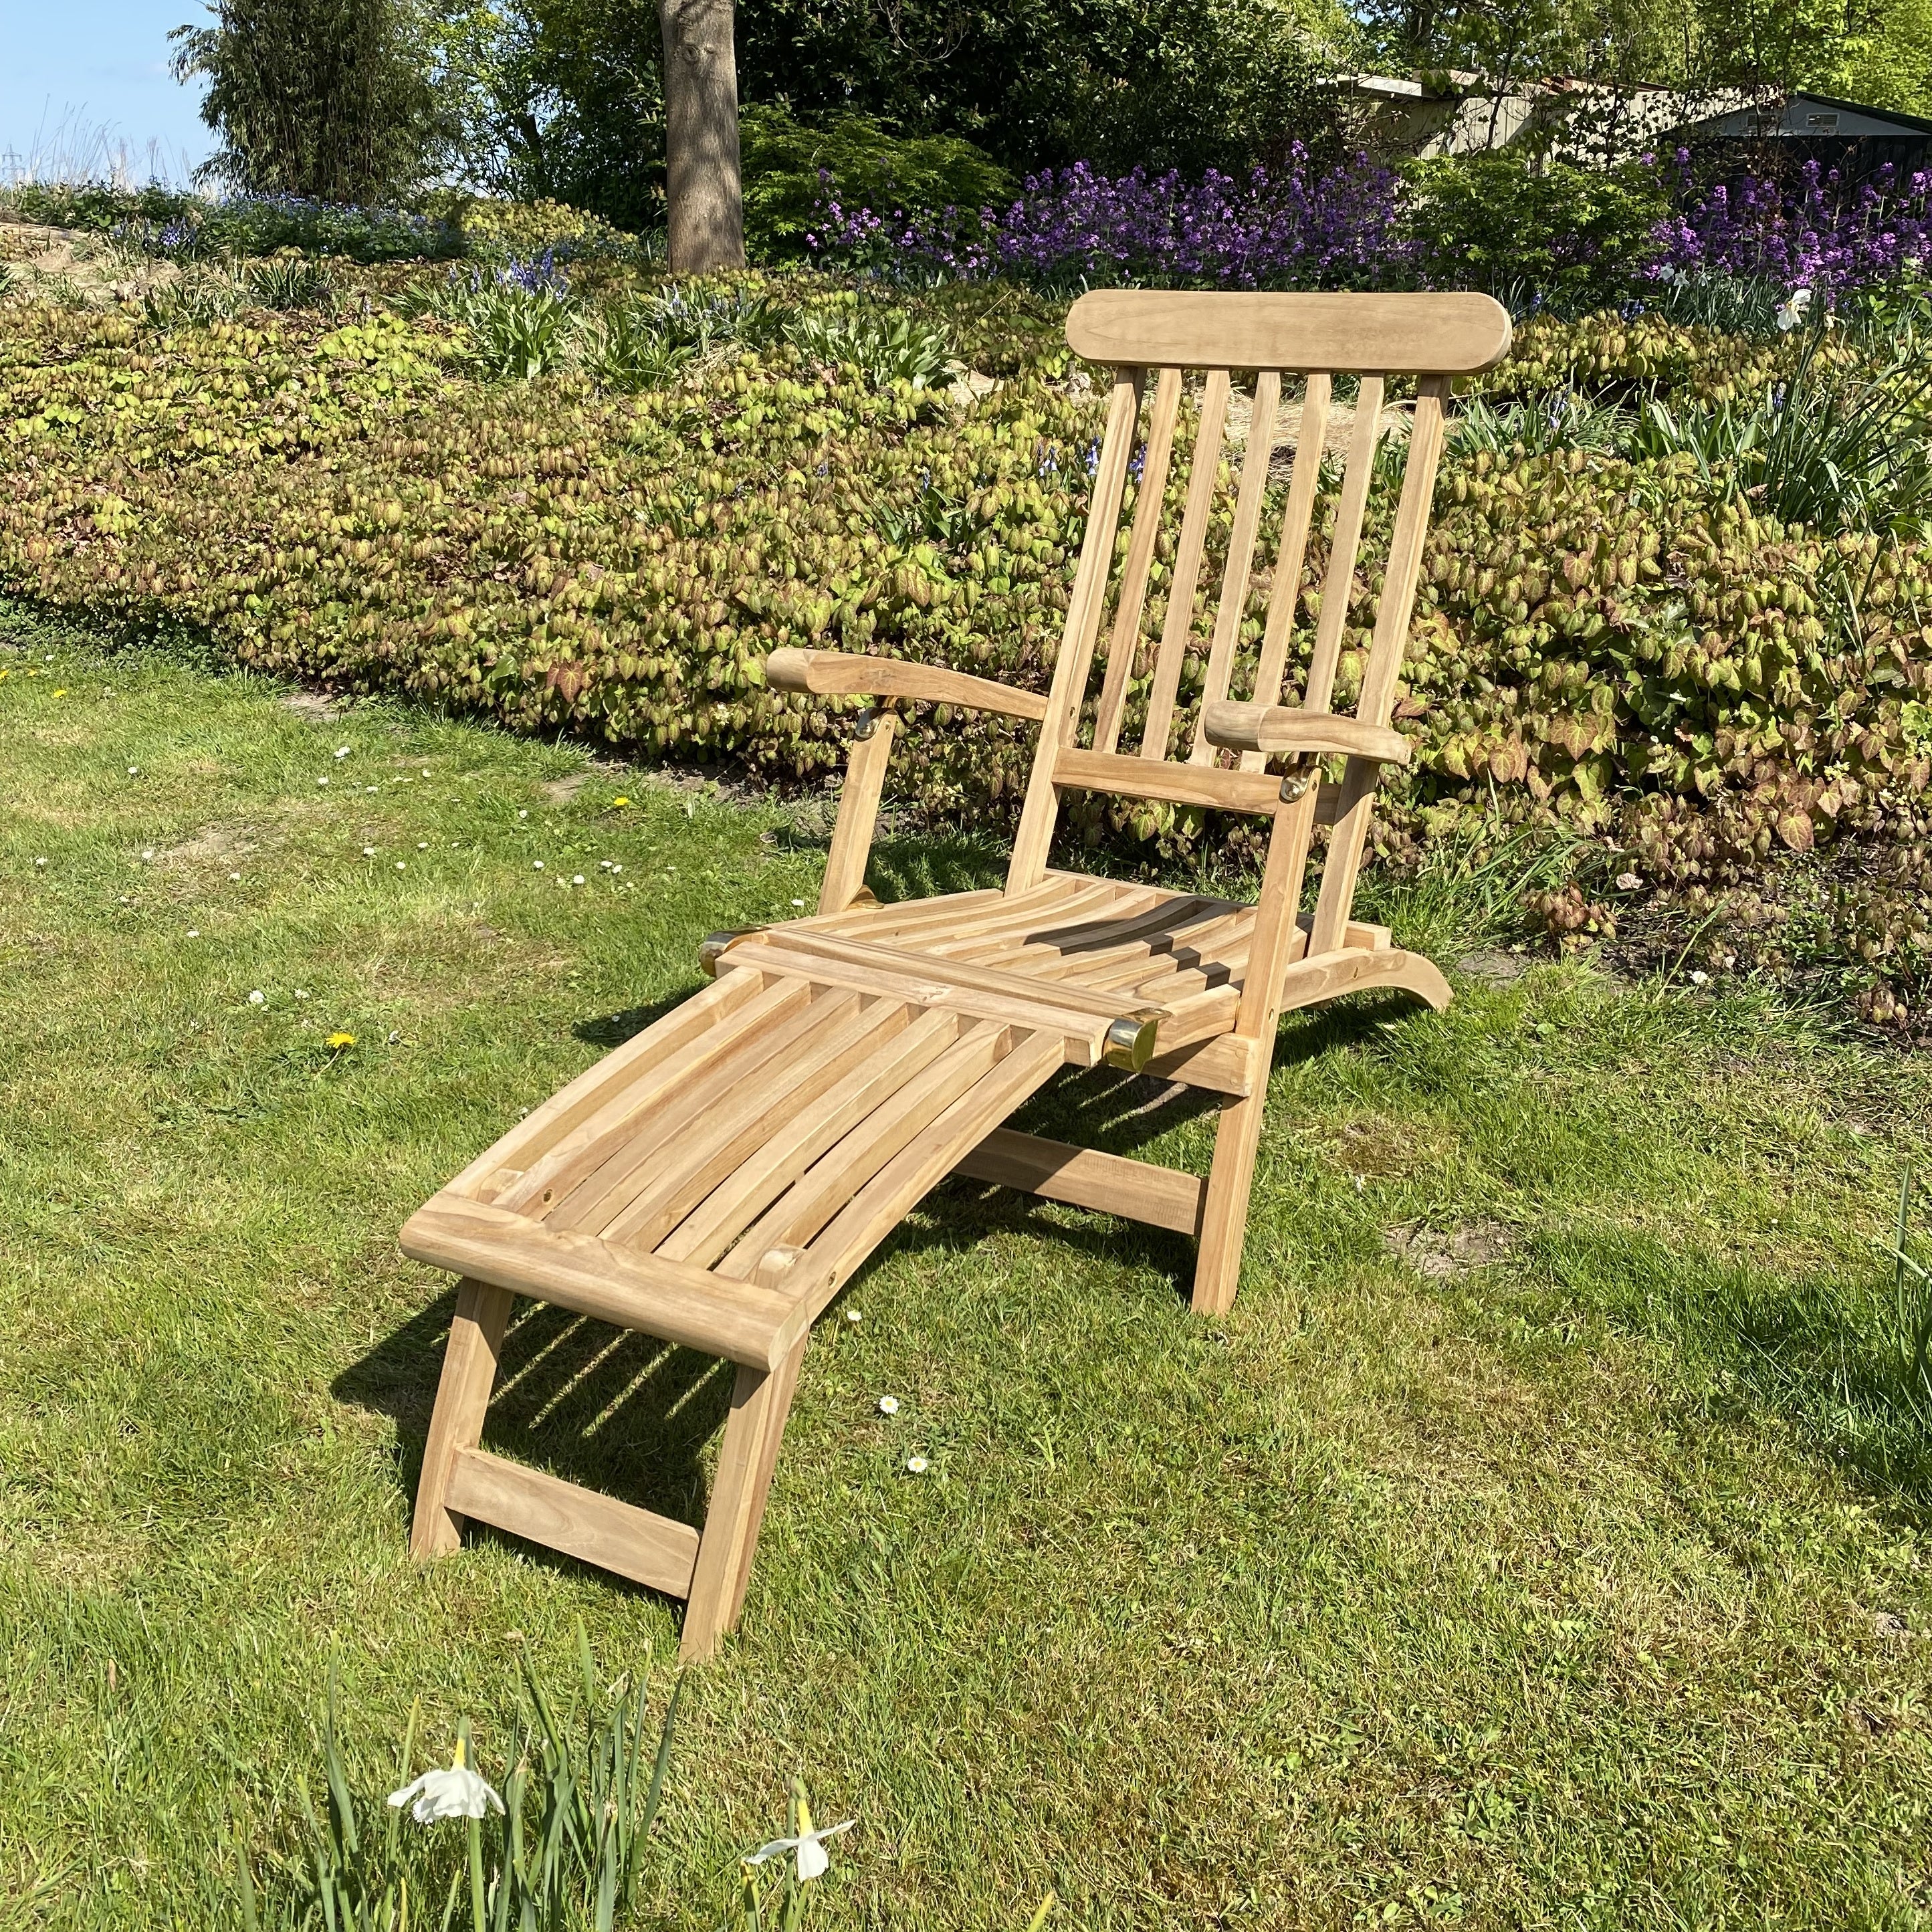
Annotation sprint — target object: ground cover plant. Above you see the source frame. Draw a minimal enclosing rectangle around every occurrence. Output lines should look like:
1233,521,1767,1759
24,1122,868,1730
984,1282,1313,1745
6,609,1932,1926
3,248,1932,1020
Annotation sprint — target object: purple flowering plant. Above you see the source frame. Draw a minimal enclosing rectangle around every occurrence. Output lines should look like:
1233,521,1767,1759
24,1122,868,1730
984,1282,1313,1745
813,144,1932,304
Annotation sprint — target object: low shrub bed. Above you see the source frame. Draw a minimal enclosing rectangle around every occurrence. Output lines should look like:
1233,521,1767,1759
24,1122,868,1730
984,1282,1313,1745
2,274,1930,1018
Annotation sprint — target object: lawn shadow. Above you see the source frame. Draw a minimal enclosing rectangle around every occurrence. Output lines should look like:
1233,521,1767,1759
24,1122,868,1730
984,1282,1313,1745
572,987,702,1053
333,1292,734,1590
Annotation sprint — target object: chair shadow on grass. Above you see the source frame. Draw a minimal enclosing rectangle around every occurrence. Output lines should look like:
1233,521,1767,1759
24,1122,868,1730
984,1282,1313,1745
332,985,1420,1585
334,1301,738,1597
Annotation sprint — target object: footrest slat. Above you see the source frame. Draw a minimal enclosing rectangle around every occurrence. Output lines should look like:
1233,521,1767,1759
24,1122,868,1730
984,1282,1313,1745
447,1448,701,1598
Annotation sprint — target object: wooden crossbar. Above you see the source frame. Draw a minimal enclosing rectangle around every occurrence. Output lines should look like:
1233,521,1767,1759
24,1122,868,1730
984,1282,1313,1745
447,1447,702,1596
956,1128,1206,1235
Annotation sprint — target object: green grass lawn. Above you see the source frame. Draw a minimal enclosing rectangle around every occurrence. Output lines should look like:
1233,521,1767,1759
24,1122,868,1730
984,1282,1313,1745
5,606,1932,1929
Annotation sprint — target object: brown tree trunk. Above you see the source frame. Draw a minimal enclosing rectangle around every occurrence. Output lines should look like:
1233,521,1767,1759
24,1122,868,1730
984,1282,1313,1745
659,0,745,273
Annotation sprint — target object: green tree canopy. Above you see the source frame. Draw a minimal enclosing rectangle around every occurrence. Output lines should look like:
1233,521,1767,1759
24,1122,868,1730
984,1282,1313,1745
173,0,453,202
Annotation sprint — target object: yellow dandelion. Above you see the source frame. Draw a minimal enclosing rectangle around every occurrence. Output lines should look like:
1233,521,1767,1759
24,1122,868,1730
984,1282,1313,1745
612,795,631,807
325,1031,356,1049
51,687,68,697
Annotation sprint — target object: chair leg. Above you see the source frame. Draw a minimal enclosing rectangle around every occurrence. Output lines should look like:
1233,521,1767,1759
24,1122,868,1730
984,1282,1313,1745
411,1277,514,1558
727,1337,807,1626
680,1354,799,1663
1191,1087,1269,1317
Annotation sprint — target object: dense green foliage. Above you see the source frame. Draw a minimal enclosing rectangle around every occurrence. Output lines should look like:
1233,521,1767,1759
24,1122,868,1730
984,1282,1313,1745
1,271,1930,1012
428,0,1343,227
1404,154,1671,308
738,107,1012,262
170,0,452,204
1353,0,1932,117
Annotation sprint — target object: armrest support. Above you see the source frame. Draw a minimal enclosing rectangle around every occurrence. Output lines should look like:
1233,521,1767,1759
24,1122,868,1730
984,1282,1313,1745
765,647,1049,724
1201,700,1412,768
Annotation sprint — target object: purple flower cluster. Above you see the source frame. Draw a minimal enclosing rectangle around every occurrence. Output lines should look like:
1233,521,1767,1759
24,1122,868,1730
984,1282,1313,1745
811,147,1410,290
815,145,1932,301
1652,154,1932,296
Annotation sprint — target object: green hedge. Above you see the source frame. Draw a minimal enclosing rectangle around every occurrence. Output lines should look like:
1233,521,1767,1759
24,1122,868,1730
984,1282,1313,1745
1,294,1928,1014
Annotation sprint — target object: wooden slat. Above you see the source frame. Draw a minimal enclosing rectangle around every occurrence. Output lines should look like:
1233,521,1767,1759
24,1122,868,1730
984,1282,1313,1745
449,971,762,1202
798,1030,1067,1313
1245,371,1332,764
400,1195,808,1369
811,883,1002,940
1008,367,1147,891
447,1448,701,1598
766,648,1049,722
722,1021,1020,1273
715,940,1128,1061
909,879,1132,958
495,978,810,1214
819,714,896,914
1310,376,1451,956
597,996,911,1249
810,877,1088,947
747,927,1167,1025
956,1128,1206,1235
1301,374,1384,717
952,891,1230,980
1190,370,1281,762
550,988,855,1234
1054,747,1283,816
1066,290,1512,375
1092,366,1183,755
661,1008,962,1268
1137,368,1231,762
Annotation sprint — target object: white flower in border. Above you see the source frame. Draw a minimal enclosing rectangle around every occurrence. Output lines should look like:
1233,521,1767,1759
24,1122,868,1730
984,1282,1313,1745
747,1818,853,1883
876,1395,899,1416
388,1741,505,1824
1776,286,1814,332
1689,969,1709,985
904,1455,929,1475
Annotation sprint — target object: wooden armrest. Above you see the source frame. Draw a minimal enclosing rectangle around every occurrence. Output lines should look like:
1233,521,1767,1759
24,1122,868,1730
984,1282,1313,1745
1200,700,1412,767
764,647,1049,723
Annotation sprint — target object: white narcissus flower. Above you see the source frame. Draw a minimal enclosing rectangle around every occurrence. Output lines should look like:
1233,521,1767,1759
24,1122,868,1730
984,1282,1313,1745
747,1817,854,1883
388,1739,505,1824
1776,286,1813,332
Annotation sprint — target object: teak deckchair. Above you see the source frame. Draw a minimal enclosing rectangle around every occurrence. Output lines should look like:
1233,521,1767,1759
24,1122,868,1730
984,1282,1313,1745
401,289,1513,1660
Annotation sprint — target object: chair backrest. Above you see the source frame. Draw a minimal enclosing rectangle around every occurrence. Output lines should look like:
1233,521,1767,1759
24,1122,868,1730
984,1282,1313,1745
1006,290,1511,956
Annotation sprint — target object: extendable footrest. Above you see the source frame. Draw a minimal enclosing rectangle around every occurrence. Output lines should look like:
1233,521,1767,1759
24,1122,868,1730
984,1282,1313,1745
403,964,1066,1659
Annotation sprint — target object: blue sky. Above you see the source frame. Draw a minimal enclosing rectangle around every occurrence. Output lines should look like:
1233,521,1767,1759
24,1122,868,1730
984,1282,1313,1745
3,0,214,181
